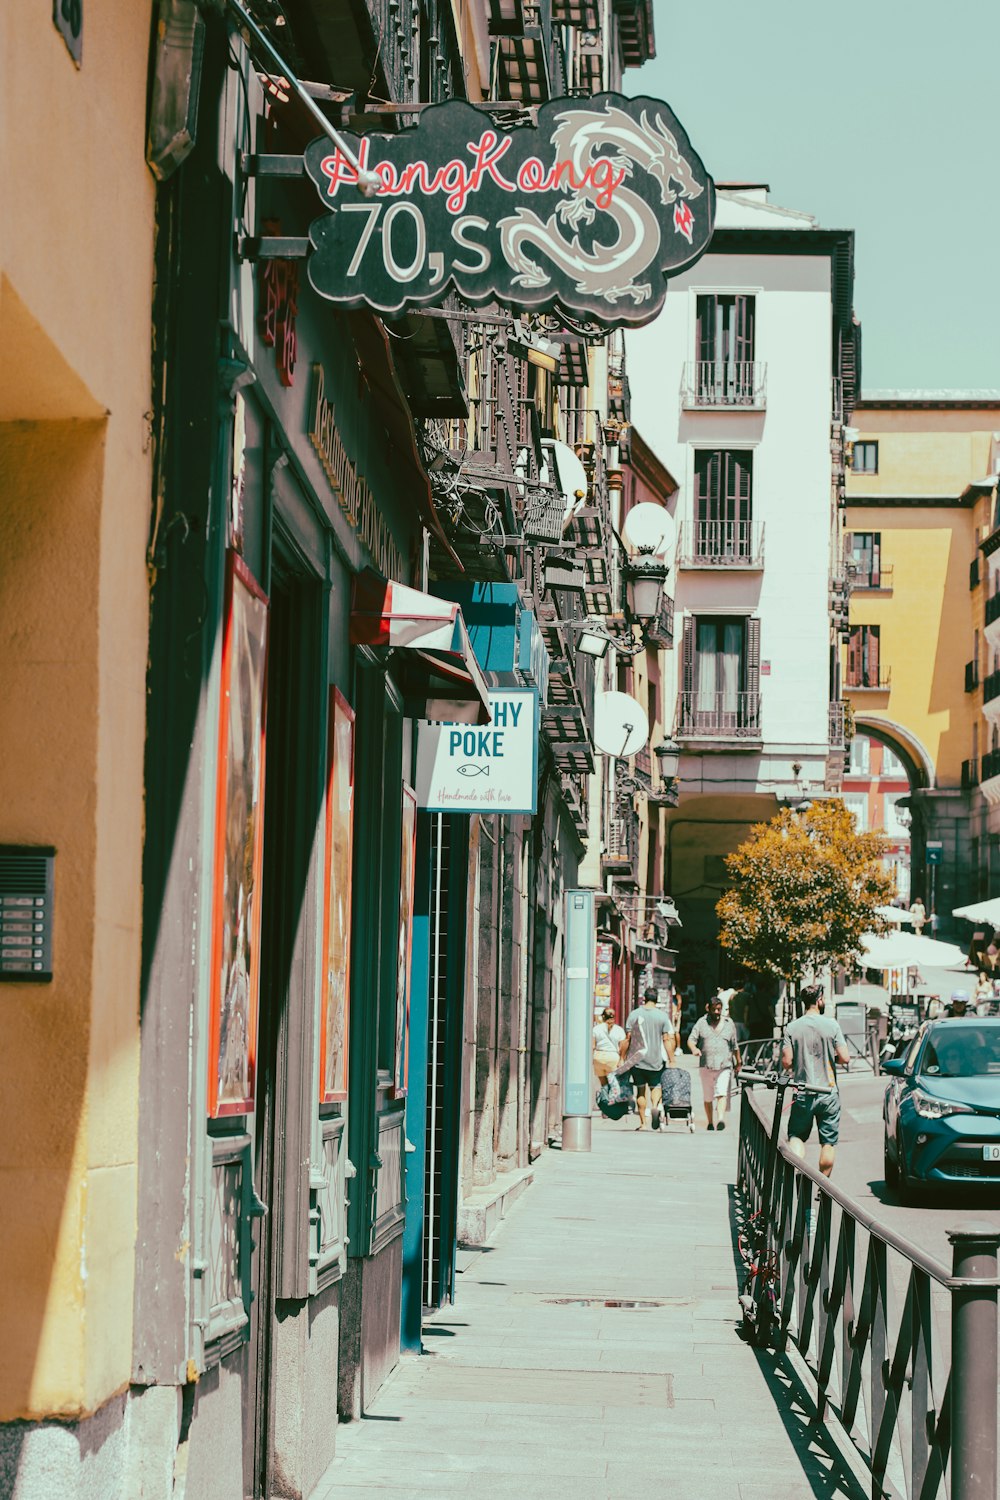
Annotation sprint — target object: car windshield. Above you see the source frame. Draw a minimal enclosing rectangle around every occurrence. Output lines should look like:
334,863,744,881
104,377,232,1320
919,1027,1000,1079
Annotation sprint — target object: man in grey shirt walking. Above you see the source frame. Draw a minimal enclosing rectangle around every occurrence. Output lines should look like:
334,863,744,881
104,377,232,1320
781,986,850,1177
621,989,671,1130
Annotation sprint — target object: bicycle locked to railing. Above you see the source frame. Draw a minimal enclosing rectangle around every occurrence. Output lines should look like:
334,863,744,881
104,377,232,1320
735,1043,1000,1500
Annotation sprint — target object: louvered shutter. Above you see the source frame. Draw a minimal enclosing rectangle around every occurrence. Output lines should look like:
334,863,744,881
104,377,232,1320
744,618,761,730
847,627,861,685
869,626,880,686
696,295,713,363
681,617,696,729
735,297,754,363
872,533,881,588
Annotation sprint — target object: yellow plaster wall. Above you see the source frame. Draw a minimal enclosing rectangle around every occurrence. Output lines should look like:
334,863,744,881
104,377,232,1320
0,0,154,1420
846,407,1000,788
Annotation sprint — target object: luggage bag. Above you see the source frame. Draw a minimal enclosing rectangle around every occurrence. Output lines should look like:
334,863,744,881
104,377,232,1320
658,1066,695,1131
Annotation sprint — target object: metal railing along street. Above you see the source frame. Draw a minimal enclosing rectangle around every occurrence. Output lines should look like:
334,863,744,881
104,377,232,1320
737,1082,1000,1500
677,690,761,738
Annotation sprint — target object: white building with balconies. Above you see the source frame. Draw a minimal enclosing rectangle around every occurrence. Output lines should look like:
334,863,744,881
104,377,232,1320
626,186,859,985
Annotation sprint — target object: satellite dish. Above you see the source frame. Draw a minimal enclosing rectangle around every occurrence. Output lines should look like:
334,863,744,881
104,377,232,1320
621,502,675,558
593,690,650,759
541,439,589,522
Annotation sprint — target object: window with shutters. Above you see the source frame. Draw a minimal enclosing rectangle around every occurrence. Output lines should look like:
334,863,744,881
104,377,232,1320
848,532,885,589
677,615,761,738
690,295,761,406
846,625,885,688
693,450,754,561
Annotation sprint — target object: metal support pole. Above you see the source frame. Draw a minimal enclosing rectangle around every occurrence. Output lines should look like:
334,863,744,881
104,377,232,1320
948,1222,1000,1500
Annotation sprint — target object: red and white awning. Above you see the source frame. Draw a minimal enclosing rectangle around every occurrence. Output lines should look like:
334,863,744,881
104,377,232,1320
350,571,491,726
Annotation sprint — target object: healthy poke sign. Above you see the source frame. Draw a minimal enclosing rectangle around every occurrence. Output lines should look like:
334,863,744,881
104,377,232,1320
416,690,539,814
303,95,714,328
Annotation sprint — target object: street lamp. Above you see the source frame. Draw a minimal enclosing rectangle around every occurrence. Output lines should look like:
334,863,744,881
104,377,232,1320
654,738,681,779
620,501,675,628
623,554,669,622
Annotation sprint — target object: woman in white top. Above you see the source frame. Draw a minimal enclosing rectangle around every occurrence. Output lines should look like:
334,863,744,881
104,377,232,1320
592,1007,626,1084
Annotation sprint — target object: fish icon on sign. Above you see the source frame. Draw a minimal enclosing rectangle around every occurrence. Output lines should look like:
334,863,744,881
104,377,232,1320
457,764,489,778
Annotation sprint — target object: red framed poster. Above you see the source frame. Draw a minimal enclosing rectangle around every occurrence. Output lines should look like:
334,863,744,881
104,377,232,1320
319,687,356,1104
394,785,417,1098
207,551,269,1118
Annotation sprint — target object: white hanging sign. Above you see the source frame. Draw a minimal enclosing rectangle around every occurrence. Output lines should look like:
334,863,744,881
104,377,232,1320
416,689,539,814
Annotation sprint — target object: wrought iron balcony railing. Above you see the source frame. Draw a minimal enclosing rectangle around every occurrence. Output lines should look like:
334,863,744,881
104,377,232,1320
677,691,762,740
966,660,980,693
852,563,893,591
962,757,980,789
846,667,891,691
643,591,674,648
681,361,766,409
677,520,765,569
828,700,848,749
984,668,1000,706
603,810,639,873
981,747,1000,784
986,591,1000,627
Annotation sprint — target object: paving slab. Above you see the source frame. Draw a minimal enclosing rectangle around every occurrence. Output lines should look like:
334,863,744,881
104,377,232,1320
319,1083,864,1499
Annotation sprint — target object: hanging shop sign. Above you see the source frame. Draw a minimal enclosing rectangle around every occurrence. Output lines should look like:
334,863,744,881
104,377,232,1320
307,363,404,580
303,94,714,329
415,689,538,814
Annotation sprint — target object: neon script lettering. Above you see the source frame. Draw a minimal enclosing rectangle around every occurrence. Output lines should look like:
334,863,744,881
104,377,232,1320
319,131,626,216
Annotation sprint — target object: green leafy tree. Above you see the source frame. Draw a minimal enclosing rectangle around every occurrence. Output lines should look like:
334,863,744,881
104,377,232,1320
716,799,895,986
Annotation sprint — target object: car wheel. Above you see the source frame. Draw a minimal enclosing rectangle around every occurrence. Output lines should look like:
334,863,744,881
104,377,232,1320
897,1139,921,1205
883,1137,899,1188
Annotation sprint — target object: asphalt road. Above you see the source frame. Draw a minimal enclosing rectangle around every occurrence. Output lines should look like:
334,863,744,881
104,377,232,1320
753,1070,1000,1270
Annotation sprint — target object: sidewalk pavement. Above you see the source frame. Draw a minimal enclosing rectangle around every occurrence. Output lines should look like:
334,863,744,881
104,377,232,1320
316,1069,863,1500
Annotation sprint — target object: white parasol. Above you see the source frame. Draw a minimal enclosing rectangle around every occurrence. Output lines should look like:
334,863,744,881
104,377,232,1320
859,930,970,971
952,896,1000,925
875,905,915,926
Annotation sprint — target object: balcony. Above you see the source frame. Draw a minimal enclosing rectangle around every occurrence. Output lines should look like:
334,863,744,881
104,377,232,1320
984,669,1000,720
980,748,1000,805
971,557,981,590
681,361,766,410
847,669,891,692
643,591,674,649
828,700,848,750
603,810,639,880
985,591,1000,651
852,564,893,592
962,758,980,789
677,691,762,742
677,520,765,570
966,660,980,693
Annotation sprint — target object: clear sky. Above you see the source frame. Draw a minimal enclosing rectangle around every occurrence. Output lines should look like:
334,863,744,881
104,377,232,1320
624,0,1000,393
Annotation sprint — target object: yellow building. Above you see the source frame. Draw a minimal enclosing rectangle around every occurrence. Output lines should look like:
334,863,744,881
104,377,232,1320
0,0,155,1474
844,392,1000,928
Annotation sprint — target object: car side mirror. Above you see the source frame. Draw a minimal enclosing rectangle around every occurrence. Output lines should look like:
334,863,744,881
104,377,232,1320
881,1058,904,1076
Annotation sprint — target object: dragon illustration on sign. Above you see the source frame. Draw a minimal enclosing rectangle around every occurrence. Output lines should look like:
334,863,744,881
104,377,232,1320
500,103,705,307
303,94,714,330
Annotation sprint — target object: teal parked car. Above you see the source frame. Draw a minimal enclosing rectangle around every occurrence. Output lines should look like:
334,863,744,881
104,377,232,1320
882,1019,1000,1199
